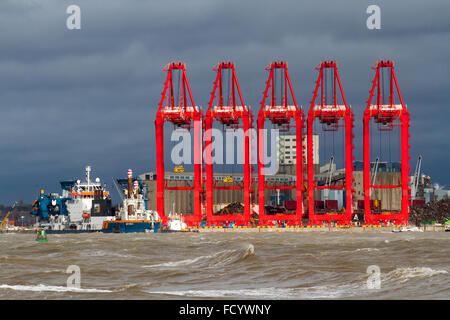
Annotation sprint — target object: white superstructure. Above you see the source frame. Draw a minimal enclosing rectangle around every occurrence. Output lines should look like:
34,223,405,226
39,166,115,231
115,169,160,222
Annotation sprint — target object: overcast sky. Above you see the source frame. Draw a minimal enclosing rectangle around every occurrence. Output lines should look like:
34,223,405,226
0,0,449,205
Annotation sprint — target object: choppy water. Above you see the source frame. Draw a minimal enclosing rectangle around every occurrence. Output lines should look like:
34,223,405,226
0,231,448,299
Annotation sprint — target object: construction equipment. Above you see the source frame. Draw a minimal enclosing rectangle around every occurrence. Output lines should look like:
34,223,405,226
323,156,335,201
155,62,203,226
307,61,354,226
0,202,18,231
369,157,380,198
363,60,410,225
205,62,252,225
411,155,422,203
174,166,185,173
222,176,234,183
112,177,125,202
257,61,304,225
0,211,12,230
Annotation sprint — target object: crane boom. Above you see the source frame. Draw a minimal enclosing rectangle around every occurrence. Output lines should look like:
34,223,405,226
0,202,17,230
411,155,422,201
324,156,335,201
370,157,379,197
112,178,125,202
0,211,12,229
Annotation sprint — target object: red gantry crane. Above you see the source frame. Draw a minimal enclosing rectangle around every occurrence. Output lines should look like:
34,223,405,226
307,61,354,226
155,62,203,226
363,60,410,226
204,62,252,226
257,61,305,225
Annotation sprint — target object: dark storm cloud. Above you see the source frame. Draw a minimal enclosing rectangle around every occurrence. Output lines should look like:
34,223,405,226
0,0,449,204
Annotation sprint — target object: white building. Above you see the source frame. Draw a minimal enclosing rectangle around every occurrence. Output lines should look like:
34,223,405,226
277,134,319,165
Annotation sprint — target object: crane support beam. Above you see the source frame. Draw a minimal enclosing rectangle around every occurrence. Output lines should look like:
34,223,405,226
363,60,410,225
307,61,354,226
205,62,252,225
155,62,203,226
257,61,304,225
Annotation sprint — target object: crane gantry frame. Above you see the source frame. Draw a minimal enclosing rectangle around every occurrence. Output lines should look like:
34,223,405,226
155,62,203,226
363,60,411,226
257,61,305,225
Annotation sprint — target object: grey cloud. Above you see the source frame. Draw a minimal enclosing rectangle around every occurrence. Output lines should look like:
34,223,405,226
0,0,449,204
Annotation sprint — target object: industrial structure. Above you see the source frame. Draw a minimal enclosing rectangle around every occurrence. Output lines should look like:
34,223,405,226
204,62,252,225
150,60,412,227
257,61,304,225
155,62,203,225
363,60,410,225
277,134,319,167
307,61,354,226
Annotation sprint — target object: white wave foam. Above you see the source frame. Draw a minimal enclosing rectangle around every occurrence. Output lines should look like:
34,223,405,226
354,248,380,252
0,284,112,293
146,284,355,299
80,250,130,258
143,244,254,269
143,255,205,268
384,267,448,283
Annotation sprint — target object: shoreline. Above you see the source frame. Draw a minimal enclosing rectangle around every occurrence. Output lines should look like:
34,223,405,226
190,225,447,233
1,225,447,234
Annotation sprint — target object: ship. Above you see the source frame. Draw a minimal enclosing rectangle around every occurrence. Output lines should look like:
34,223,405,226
31,166,116,233
101,169,161,233
160,214,189,232
104,169,192,233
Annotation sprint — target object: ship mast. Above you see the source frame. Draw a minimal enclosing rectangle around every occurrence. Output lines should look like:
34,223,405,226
86,166,91,192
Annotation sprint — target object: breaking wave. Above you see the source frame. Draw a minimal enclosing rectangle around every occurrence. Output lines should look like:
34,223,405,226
145,284,357,299
383,267,448,283
354,248,380,252
143,244,255,269
0,284,112,293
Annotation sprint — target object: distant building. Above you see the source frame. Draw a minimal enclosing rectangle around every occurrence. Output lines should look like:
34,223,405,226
433,189,450,201
139,171,298,214
276,134,319,165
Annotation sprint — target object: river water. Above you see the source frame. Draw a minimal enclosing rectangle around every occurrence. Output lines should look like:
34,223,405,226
0,231,448,299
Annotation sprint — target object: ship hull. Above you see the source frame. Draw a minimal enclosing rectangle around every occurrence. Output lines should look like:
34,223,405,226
45,229,100,234
101,221,160,233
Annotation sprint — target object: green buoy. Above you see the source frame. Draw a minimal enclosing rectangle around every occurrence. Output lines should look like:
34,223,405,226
36,228,48,242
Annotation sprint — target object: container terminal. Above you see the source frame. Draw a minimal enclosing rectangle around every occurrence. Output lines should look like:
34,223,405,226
1,59,449,233
151,59,426,229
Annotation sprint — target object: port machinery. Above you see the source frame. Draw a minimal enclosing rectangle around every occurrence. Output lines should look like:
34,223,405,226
204,62,252,225
257,61,305,226
155,62,203,226
363,60,410,226
307,61,354,226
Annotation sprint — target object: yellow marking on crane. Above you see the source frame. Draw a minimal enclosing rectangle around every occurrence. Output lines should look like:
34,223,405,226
0,211,12,230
